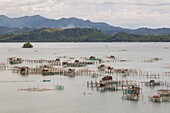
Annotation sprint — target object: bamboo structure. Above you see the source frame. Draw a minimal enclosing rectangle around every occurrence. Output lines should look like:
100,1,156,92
8,57,22,65
87,76,140,92
149,89,170,102
122,85,142,101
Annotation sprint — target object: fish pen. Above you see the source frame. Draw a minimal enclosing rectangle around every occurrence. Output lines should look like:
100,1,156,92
62,60,95,67
142,80,166,87
138,71,160,79
11,66,42,75
149,89,170,103
142,58,162,63
8,57,22,65
22,59,62,66
87,76,140,92
11,65,103,77
18,87,54,92
163,72,170,76
97,65,138,76
122,85,142,101
0,63,9,70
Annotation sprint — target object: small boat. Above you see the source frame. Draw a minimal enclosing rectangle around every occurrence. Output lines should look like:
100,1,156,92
42,79,51,82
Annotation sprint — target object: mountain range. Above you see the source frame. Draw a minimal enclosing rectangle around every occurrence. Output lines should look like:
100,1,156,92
0,15,170,35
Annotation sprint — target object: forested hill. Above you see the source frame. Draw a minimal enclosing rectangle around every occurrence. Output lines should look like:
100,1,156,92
0,28,111,42
1,28,170,42
112,32,170,42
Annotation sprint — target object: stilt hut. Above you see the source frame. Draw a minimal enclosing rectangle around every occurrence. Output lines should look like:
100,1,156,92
19,66,29,75
8,57,22,64
149,89,170,102
85,56,102,61
123,85,141,101
98,76,120,91
108,55,116,59
145,80,164,86
66,68,76,77
98,64,106,71
149,95,161,102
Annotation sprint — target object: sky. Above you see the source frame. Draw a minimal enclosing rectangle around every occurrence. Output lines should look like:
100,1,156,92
0,0,170,29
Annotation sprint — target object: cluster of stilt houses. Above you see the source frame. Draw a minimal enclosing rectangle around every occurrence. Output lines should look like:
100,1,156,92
149,89,170,102
0,55,170,102
87,75,142,101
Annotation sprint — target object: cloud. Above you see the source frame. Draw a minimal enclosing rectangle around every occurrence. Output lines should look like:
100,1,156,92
101,1,170,6
0,0,170,28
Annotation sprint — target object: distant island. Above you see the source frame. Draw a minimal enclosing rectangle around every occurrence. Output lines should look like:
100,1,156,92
22,42,33,48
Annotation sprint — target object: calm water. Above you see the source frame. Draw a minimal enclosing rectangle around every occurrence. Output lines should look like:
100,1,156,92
0,42,170,113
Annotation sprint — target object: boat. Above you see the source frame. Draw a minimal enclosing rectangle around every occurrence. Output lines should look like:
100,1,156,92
42,79,51,82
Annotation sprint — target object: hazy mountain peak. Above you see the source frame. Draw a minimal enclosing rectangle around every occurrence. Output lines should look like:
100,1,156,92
85,20,91,22
0,15,9,19
58,17,83,22
0,15,170,35
16,15,45,19
68,17,79,19
31,14,46,19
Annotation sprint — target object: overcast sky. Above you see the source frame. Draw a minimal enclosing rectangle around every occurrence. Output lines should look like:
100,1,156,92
0,0,170,28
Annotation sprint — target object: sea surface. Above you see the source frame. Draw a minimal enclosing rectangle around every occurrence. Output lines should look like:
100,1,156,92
0,42,170,113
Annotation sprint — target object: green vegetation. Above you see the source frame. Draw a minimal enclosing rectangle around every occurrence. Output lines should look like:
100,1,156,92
22,42,33,48
0,28,110,42
0,28,170,42
111,32,170,42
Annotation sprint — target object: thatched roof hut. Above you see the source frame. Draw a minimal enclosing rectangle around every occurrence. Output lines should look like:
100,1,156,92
75,60,80,63
90,56,96,59
102,76,112,81
68,68,76,72
56,58,60,62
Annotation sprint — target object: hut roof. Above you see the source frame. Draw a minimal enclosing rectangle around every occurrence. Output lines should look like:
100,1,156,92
110,55,115,59
107,66,113,70
100,83,106,87
68,68,75,72
102,76,112,81
20,66,29,69
20,66,29,71
100,64,105,67
62,62,68,65
75,60,79,63
9,57,17,60
42,68,49,72
150,80,155,83
153,95,160,98
56,58,60,61
90,56,96,58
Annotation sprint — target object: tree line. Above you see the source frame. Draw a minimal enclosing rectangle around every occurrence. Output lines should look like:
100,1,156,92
0,28,170,42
